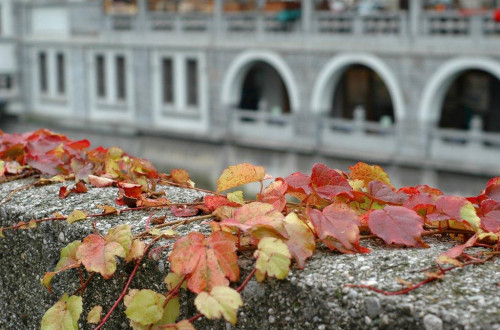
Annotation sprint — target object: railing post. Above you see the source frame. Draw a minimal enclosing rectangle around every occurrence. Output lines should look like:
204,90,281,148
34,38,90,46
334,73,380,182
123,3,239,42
256,13,265,38
409,0,422,38
213,0,223,35
469,15,483,39
353,106,366,137
174,15,182,33
300,0,313,34
136,0,148,32
468,115,484,151
353,15,363,35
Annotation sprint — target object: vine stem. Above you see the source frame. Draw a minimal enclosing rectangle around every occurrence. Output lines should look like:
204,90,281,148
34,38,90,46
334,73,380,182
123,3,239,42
72,272,96,296
134,214,214,238
95,235,163,329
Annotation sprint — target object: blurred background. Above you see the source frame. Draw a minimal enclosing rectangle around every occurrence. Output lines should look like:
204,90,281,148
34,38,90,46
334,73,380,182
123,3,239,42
0,0,499,194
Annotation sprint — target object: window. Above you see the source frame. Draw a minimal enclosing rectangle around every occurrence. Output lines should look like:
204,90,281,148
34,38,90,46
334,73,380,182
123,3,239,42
56,53,65,94
96,55,106,98
186,58,198,107
162,58,174,104
116,55,126,100
0,74,12,90
39,52,48,93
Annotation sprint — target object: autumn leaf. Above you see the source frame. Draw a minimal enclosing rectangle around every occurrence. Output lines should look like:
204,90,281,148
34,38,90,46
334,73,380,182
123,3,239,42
88,175,114,188
171,205,199,217
216,163,266,192
484,177,500,202
42,240,82,292
125,239,146,263
75,226,131,278
220,202,288,243
204,195,240,211
479,200,500,233
427,196,481,232
169,231,240,293
124,289,180,329
368,181,408,205
41,294,82,330
66,210,87,224
87,305,102,324
96,204,118,215
174,320,196,330
349,162,392,189
195,286,243,325
259,179,288,212
368,206,428,247
310,163,352,200
125,289,166,326
227,190,245,205
283,213,315,269
170,168,194,187
284,171,311,201
306,203,369,253
254,237,291,281
164,272,187,291
437,234,478,265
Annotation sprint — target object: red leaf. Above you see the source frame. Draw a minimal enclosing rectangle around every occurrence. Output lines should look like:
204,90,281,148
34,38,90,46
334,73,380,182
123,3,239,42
66,139,91,151
171,205,199,217
284,171,311,201
310,163,352,200
59,186,70,199
484,177,500,202
169,231,240,294
258,178,288,212
479,199,500,233
441,234,478,259
306,203,369,254
368,206,428,247
204,195,240,212
368,181,408,205
117,182,143,199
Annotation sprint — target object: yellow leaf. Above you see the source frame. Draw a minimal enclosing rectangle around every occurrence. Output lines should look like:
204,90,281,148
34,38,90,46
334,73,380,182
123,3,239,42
164,272,187,291
227,191,245,205
0,227,4,238
254,237,291,282
87,305,102,324
436,255,462,267
349,162,392,189
29,220,37,229
216,163,266,192
41,294,82,330
194,287,243,325
125,239,146,263
66,210,87,224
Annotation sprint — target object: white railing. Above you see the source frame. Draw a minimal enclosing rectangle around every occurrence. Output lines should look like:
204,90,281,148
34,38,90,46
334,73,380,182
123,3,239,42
221,11,301,34
105,14,137,31
229,109,294,142
314,11,405,36
149,12,212,32
430,116,500,165
421,10,499,37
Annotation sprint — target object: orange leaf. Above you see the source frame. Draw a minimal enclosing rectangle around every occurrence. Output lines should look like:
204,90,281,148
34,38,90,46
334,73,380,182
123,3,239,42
76,234,126,279
349,162,392,189
216,163,266,192
169,231,240,294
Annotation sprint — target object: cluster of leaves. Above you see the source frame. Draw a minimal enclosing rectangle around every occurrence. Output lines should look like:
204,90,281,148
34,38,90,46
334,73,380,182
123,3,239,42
1,129,500,329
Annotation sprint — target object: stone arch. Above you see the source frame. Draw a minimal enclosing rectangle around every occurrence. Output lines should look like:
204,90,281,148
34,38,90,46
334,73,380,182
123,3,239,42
220,49,300,113
419,57,500,124
311,53,405,121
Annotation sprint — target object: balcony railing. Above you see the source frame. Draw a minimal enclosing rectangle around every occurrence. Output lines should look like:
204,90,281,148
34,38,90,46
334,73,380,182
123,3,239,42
229,109,295,143
314,11,405,36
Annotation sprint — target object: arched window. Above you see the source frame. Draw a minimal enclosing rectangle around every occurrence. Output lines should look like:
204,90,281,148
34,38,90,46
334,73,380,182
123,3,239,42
330,64,394,123
238,61,291,114
439,69,500,133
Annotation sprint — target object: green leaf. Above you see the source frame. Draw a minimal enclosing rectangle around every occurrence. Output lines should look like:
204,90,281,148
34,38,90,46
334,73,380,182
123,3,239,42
42,240,82,292
460,202,482,232
125,289,166,326
66,210,87,224
87,305,102,324
195,286,243,325
164,272,186,291
254,237,291,282
41,294,82,330
227,191,245,205
106,224,132,256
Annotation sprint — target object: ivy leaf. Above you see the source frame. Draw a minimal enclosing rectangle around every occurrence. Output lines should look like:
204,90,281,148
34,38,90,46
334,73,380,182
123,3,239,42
88,175,114,188
173,320,196,330
204,195,240,211
368,181,408,205
171,205,199,217
170,168,193,186
479,199,500,233
125,239,146,263
227,190,245,205
87,305,102,324
164,272,187,291
368,206,428,247
216,163,266,192
195,286,243,325
437,234,478,265
428,196,481,232
306,203,369,253
106,224,132,256
42,240,82,292
283,213,315,269
125,289,166,326
76,229,127,279
169,231,240,293
220,202,287,239
349,162,392,189
66,210,87,224
484,177,500,202
41,294,82,330
259,179,288,212
284,171,311,201
254,237,291,281
310,163,352,200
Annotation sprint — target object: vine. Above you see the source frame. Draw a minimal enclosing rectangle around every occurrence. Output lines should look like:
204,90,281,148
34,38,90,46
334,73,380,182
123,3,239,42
0,128,499,329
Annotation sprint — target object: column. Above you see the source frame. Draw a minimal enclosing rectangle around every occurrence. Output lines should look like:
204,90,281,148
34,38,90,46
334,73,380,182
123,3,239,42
409,0,422,39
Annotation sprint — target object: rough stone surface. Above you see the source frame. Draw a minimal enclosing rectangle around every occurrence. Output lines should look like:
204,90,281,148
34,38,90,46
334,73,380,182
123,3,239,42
1,178,500,329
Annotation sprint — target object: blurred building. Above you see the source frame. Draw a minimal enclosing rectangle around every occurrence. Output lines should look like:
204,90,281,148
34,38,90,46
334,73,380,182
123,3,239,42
0,0,500,179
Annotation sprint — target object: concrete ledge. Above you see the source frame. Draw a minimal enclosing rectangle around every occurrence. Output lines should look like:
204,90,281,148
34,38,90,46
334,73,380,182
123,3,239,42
1,178,499,329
